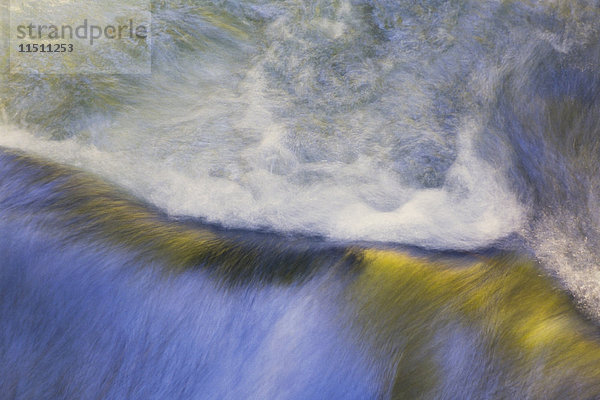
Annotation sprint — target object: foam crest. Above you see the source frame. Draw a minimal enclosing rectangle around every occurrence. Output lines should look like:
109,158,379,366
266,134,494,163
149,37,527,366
0,120,523,249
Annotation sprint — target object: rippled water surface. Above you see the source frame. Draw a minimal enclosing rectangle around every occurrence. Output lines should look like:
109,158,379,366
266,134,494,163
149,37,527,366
1,0,600,398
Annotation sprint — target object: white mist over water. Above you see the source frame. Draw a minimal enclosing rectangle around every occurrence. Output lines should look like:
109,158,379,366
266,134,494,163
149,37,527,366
0,0,544,250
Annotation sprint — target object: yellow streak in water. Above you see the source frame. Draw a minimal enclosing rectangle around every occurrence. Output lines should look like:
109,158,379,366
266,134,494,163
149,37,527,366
350,249,600,397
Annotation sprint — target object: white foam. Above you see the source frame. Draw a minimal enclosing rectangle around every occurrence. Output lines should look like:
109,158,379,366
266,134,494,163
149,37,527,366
0,0,534,250
529,215,600,320
0,118,524,250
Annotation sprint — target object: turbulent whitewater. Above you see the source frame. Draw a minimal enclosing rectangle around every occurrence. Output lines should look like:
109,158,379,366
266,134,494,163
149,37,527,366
1,0,600,398
0,0,540,249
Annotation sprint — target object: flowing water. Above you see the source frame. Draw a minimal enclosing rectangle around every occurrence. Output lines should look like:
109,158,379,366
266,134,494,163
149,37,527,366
1,0,600,398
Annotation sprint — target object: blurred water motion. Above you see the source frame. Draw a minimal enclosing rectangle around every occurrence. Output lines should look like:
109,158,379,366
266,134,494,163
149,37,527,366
1,0,600,398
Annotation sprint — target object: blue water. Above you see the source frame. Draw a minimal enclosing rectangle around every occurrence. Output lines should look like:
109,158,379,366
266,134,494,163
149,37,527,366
1,0,600,398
